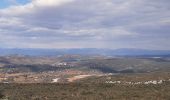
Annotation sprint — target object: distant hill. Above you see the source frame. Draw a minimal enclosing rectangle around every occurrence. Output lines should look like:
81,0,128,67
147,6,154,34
0,48,170,57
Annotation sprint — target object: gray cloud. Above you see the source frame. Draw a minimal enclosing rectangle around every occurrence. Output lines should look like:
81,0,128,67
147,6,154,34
0,0,170,49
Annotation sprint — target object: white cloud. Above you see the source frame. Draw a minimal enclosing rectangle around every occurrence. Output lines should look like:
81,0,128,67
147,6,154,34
32,0,74,7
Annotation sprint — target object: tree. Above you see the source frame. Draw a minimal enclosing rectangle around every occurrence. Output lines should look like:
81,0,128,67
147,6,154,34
0,91,4,99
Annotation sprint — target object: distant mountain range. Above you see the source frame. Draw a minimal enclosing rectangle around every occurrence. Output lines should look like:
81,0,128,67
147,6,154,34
0,48,170,57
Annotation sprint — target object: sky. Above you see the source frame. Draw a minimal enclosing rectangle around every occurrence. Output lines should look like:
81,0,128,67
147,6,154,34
0,0,170,50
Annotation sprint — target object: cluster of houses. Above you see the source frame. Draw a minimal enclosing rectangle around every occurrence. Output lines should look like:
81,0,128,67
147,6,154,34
105,79,170,85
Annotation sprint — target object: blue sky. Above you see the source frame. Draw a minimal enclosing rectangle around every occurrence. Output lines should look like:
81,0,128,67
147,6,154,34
0,0,30,8
0,0,170,50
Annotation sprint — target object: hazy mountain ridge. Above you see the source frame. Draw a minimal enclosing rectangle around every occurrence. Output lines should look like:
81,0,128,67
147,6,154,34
0,48,170,56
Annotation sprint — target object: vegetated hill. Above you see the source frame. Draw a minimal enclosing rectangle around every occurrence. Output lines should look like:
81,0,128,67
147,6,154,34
1,55,170,74
0,48,170,56
77,57,170,73
2,64,73,73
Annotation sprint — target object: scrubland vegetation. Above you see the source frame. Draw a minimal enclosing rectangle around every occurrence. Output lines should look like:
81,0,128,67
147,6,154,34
0,82,170,100
0,72,170,100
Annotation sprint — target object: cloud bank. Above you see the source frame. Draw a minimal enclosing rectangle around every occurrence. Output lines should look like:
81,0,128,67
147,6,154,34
0,0,170,49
